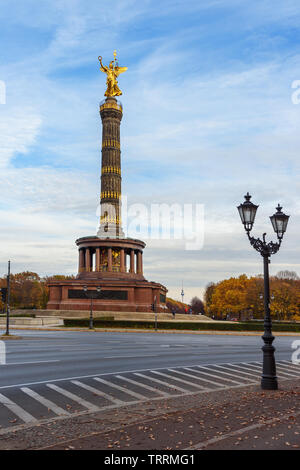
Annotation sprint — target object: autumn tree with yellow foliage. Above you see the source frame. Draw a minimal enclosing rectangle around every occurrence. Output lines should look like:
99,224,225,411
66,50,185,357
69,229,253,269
205,272,300,321
0,272,75,310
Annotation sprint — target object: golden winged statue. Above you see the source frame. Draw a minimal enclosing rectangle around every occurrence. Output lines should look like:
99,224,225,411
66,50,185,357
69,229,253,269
98,51,128,97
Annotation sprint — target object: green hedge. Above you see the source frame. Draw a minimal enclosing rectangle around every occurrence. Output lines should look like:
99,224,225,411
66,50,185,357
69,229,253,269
63,319,300,333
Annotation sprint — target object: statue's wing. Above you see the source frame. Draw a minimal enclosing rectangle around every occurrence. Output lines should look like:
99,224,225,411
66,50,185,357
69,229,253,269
115,66,128,77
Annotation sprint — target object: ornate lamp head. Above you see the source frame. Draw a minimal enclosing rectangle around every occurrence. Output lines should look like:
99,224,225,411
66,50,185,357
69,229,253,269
270,204,289,240
237,193,259,233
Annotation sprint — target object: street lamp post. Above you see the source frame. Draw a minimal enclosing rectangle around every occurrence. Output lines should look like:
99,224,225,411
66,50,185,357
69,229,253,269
237,193,289,390
6,261,11,336
83,286,101,330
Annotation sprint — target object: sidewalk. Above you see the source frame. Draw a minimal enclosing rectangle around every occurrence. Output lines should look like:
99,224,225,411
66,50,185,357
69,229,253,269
1,378,299,450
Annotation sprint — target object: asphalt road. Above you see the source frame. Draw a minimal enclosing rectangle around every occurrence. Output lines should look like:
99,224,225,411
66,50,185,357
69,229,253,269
0,329,298,388
0,329,299,436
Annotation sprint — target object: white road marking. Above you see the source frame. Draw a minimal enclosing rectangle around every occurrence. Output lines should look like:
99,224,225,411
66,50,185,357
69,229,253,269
272,365,300,377
0,393,37,423
184,368,230,388
211,364,258,382
71,380,124,405
193,366,245,385
46,384,100,412
5,360,60,366
280,360,300,371
115,375,170,397
93,377,146,400
103,355,159,359
275,362,300,372
21,387,70,416
239,363,262,371
134,372,190,394
0,360,298,392
171,368,225,388
277,360,300,371
161,370,210,390
246,362,300,378
228,364,261,376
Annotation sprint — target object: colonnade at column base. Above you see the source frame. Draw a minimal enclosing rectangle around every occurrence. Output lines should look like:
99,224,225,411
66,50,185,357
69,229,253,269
47,235,168,312
75,236,146,278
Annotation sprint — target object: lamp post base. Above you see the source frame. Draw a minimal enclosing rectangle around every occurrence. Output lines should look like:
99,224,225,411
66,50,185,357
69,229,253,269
261,376,278,390
261,340,278,390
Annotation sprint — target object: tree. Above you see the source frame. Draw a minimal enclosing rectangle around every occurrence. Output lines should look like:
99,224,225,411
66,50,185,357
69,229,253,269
166,297,190,314
209,275,249,319
276,270,299,281
190,296,205,315
204,274,300,321
8,272,45,309
246,276,264,319
270,278,299,320
204,282,216,317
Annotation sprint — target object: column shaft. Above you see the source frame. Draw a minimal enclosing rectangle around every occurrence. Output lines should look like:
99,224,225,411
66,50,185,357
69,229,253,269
108,247,112,272
130,249,135,273
96,248,101,272
85,248,91,272
137,251,143,274
79,249,85,272
120,248,125,272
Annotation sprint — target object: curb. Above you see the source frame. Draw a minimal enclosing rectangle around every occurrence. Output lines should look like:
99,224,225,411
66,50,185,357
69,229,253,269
2,326,300,336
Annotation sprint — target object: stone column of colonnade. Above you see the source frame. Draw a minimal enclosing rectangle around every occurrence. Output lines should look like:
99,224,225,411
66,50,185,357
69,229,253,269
137,251,143,274
79,248,85,272
120,248,125,272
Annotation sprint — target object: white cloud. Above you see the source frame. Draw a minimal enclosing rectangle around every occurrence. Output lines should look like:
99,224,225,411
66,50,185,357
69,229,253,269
0,1,299,302
0,108,41,167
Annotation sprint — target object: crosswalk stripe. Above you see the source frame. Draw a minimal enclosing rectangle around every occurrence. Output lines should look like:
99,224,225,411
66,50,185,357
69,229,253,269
21,387,70,416
71,380,125,405
134,372,190,394
93,377,146,400
163,370,210,390
211,364,258,383
184,368,229,388
0,393,37,423
115,375,170,397
193,366,244,385
46,384,100,412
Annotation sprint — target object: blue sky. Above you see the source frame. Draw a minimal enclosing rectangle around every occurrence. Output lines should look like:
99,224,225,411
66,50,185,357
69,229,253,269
0,0,300,301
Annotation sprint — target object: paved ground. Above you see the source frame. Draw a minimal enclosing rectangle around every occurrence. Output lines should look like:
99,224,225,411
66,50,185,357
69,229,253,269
0,374,299,451
0,329,299,450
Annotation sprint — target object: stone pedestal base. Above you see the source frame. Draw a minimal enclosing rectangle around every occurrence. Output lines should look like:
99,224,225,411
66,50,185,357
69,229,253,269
47,235,167,313
47,278,167,312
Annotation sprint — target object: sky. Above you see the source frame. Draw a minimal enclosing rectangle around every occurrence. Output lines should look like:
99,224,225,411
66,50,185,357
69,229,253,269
0,0,300,302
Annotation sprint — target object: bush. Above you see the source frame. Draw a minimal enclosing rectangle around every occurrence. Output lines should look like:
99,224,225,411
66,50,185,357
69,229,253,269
63,319,300,333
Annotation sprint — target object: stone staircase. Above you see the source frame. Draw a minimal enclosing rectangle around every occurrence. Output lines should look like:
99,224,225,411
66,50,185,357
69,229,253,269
10,309,214,323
